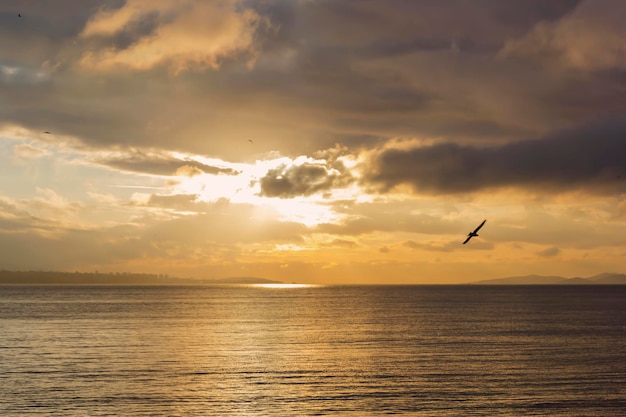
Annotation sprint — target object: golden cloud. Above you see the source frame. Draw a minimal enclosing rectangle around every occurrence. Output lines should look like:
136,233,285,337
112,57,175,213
78,0,267,74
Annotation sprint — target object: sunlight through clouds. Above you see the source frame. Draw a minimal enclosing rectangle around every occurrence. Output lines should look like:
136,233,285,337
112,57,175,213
169,152,357,227
0,0,624,282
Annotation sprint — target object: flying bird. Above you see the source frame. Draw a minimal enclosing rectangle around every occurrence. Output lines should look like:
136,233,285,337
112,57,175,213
248,139,254,144
18,13,22,18
43,131,51,134
463,219,486,244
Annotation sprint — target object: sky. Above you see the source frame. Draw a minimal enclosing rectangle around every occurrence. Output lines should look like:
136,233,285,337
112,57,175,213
0,0,624,284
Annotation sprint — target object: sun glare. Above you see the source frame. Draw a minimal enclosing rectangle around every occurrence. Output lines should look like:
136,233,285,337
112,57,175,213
169,153,355,227
251,283,320,289
264,197,342,226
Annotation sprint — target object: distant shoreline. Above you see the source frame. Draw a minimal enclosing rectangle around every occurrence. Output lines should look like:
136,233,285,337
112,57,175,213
0,270,624,286
468,273,626,285
0,270,281,286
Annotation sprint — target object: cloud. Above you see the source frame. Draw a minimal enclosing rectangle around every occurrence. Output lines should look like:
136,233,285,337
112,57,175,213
315,200,463,237
141,200,307,245
324,239,358,248
403,239,493,252
95,150,238,176
144,194,201,211
499,0,626,71
78,0,268,74
364,120,626,195
13,143,49,159
281,0,580,49
0,0,112,69
259,158,354,198
1,65,50,84
25,188,83,218
537,246,561,257
403,240,453,252
1,1,625,282
0,0,609,162
0,196,307,271
0,192,83,242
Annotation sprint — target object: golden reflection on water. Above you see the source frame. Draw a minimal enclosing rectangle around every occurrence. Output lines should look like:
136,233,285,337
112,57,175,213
1,286,624,416
250,283,321,289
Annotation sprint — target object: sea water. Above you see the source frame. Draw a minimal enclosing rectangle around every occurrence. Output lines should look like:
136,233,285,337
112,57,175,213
1,285,625,416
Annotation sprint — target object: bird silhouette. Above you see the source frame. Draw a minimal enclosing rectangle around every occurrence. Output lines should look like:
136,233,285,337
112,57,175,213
43,131,51,134
248,139,254,144
463,219,486,244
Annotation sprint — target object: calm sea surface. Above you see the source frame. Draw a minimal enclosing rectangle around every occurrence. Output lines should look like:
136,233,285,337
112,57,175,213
1,285,625,416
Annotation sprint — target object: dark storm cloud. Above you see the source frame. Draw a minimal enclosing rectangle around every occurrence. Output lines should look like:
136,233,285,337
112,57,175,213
231,0,585,150
259,160,354,198
366,37,453,55
237,39,437,117
537,69,626,123
97,152,238,176
0,0,619,162
365,120,626,195
0,1,121,65
359,36,498,58
270,0,581,45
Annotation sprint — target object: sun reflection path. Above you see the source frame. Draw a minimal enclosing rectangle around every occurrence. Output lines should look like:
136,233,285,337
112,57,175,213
251,283,321,289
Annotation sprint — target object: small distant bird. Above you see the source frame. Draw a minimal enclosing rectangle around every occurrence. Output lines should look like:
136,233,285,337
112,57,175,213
43,131,51,134
248,139,254,144
18,13,22,17
463,219,486,244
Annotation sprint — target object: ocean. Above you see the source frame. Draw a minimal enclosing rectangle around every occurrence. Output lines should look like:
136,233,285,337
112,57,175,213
1,285,624,416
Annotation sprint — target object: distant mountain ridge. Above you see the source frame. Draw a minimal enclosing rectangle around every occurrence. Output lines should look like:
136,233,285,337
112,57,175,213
1,269,624,285
470,273,626,285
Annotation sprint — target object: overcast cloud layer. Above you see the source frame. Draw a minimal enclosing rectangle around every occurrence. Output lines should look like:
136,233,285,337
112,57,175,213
366,120,626,195
0,0,624,282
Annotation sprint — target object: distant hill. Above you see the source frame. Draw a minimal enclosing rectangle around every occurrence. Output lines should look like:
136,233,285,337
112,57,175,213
0,270,281,285
587,273,626,284
470,273,626,285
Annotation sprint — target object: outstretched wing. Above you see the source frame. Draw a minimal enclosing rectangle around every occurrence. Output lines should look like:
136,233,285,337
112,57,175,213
472,219,487,234
462,235,472,244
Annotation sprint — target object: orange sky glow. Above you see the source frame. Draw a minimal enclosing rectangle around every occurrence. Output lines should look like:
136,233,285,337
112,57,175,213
0,0,624,283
